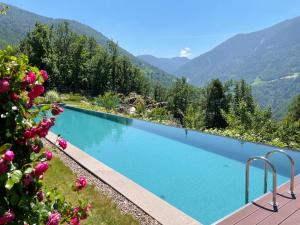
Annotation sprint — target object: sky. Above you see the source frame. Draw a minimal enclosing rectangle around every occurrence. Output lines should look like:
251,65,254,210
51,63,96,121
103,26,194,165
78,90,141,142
2,0,300,58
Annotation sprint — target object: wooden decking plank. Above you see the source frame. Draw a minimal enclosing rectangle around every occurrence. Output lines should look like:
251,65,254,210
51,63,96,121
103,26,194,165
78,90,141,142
279,208,300,225
257,198,300,225
256,181,300,225
216,175,300,225
216,180,292,225
234,195,292,225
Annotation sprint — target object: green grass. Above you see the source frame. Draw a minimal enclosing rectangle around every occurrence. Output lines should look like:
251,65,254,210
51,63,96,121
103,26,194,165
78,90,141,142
44,156,139,225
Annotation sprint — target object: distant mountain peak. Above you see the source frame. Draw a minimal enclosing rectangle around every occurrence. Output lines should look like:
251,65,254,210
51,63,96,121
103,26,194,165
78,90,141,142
137,54,190,75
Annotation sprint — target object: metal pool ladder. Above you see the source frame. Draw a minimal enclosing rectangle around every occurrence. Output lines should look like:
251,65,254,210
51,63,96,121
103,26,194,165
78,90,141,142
264,149,296,198
245,149,296,210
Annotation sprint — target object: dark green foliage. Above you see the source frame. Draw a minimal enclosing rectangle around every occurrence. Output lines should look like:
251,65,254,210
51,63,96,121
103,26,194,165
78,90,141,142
168,77,193,124
20,23,150,96
153,83,168,102
286,94,300,122
204,79,228,128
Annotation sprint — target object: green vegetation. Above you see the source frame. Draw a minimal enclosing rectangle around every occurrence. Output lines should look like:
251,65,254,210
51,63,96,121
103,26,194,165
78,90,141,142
44,156,139,225
95,92,120,110
44,90,61,103
20,23,150,97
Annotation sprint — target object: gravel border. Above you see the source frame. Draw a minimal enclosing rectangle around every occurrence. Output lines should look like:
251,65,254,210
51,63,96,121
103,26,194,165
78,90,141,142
43,139,161,225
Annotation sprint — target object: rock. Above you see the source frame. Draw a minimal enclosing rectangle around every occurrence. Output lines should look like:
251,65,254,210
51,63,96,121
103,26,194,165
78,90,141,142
128,106,136,114
117,106,126,113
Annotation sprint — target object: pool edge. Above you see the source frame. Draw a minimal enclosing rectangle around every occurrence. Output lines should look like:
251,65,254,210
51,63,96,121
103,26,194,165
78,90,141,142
46,131,202,225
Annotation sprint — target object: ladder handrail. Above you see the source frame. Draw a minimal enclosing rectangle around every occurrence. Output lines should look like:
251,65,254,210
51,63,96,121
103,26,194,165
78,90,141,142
264,149,295,196
246,156,278,207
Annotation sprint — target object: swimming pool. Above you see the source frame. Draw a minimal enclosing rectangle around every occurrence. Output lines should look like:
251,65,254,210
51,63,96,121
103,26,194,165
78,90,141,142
51,106,300,225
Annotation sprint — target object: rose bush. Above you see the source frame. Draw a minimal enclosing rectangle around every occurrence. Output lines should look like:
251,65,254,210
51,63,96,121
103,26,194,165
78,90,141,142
0,47,90,224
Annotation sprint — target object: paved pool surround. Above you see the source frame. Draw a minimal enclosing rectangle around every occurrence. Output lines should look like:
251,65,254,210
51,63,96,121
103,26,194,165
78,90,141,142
46,132,201,225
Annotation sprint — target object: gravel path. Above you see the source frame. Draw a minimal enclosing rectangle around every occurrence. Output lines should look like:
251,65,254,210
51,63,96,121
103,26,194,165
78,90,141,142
43,139,161,225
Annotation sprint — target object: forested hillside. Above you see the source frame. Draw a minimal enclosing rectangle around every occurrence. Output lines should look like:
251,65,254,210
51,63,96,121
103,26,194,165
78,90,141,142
0,3,175,86
175,16,300,118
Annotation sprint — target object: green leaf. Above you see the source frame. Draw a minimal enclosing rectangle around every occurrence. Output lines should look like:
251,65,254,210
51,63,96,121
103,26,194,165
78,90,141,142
30,152,37,161
11,170,22,183
41,105,51,111
0,143,12,154
5,170,22,190
5,178,15,190
24,167,33,174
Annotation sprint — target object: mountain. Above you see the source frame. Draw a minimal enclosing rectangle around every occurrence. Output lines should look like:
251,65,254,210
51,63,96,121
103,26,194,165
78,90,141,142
0,3,175,86
175,16,300,118
137,55,190,75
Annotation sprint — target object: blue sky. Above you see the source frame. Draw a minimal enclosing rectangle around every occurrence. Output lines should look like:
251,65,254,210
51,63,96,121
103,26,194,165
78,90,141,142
2,0,300,58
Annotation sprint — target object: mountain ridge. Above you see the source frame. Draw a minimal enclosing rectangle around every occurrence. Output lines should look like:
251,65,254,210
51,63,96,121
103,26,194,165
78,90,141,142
137,54,190,75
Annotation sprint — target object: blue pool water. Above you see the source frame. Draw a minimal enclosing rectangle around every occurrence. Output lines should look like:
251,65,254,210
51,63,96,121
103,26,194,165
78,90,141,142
51,107,300,224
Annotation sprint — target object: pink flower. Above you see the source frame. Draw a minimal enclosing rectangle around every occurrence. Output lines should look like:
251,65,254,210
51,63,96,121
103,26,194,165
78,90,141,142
70,217,80,225
46,211,61,225
3,150,14,162
36,190,45,201
0,79,9,94
32,145,41,153
40,70,48,81
58,138,67,150
34,162,49,177
10,92,19,101
75,176,87,190
0,159,8,175
51,105,64,116
28,84,44,100
0,209,15,224
24,71,36,84
45,151,53,161
22,173,33,187
36,118,53,138
24,128,36,139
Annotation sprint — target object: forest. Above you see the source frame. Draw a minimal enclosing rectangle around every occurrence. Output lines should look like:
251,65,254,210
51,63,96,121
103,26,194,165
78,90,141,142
15,23,300,149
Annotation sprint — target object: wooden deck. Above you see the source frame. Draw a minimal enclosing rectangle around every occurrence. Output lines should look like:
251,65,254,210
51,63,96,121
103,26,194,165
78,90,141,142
215,175,300,225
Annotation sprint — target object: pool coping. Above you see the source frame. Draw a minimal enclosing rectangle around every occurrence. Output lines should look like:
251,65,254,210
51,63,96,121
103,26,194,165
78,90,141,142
46,131,202,225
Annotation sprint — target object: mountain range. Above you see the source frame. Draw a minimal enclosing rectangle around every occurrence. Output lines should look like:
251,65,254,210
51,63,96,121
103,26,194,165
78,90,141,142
137,17,300,118
0,3,174,86
137,55,190,75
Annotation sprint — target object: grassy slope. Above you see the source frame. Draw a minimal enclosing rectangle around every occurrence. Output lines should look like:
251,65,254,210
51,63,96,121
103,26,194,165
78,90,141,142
44,157,139,225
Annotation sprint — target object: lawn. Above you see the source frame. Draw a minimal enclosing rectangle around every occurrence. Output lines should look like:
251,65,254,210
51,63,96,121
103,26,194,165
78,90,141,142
43,156,139,225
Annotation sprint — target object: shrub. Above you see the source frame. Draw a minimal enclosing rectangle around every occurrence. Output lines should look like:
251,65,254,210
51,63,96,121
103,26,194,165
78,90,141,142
0,47,90,224
95,92,119,110
147,107,170,121
136,101,146,115
44,90,60,103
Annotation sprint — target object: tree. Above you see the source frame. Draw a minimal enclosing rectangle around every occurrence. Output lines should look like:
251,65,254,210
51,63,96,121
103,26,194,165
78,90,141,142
286,94,300,122
153,83,167,102
231,80,255,115
204,79,228,128
107,40,119,92
168,77,191,124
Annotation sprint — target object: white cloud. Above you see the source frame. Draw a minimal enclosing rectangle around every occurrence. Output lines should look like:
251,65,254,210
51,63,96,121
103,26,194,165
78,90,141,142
180,47,192,57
